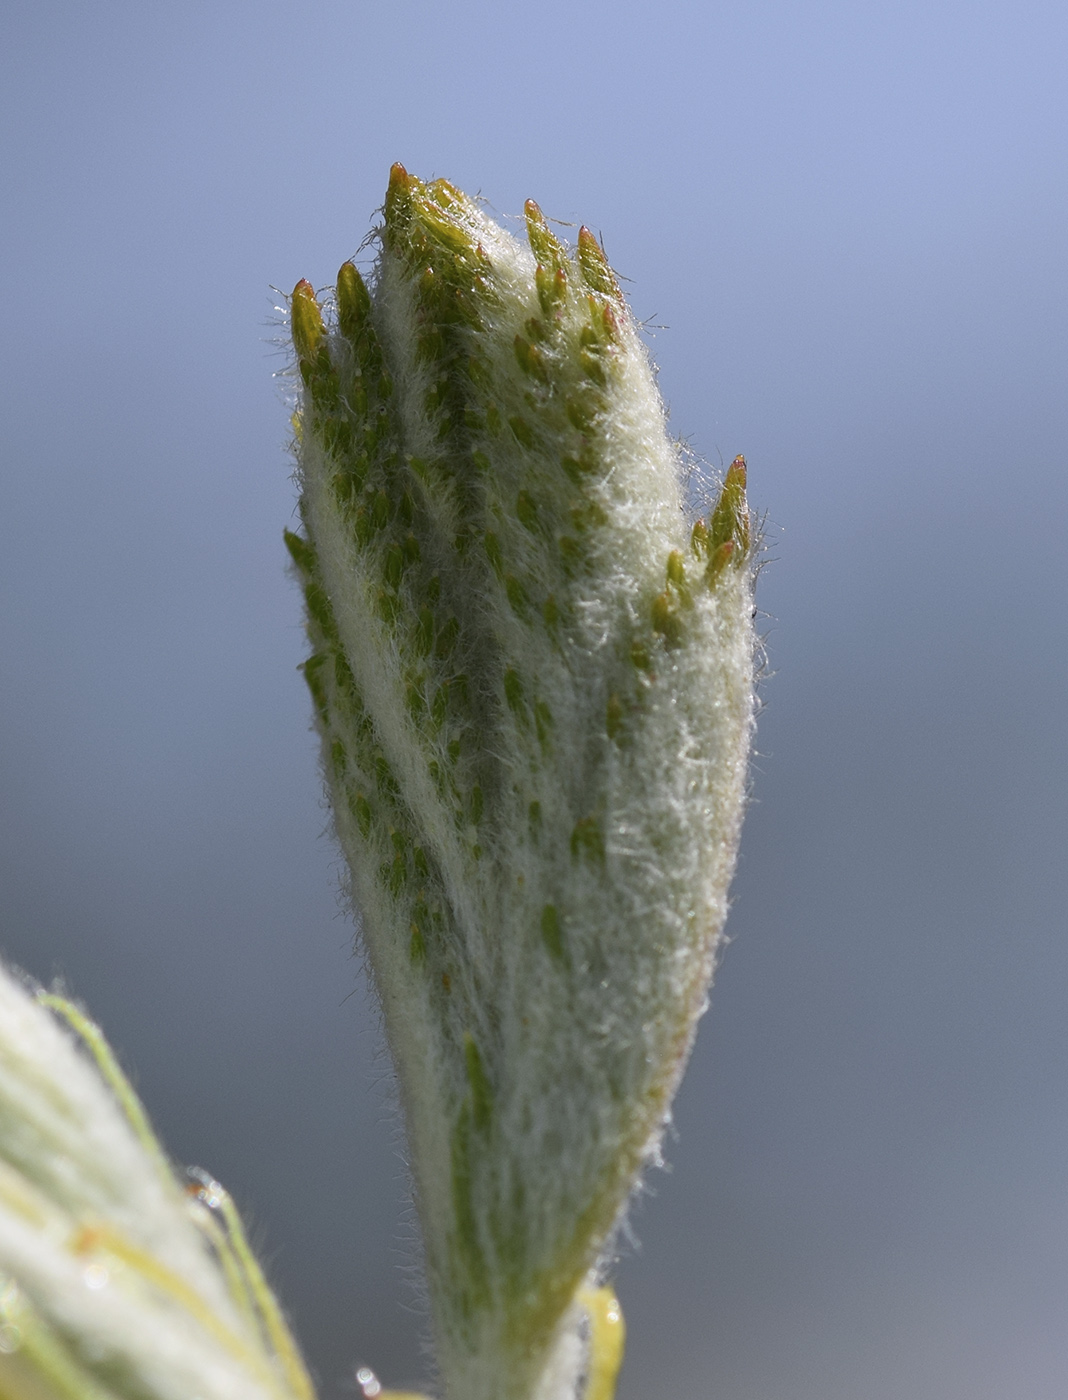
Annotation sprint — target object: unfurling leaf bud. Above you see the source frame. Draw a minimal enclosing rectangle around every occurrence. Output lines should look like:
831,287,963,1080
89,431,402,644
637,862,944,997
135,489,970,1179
286,169,757,1400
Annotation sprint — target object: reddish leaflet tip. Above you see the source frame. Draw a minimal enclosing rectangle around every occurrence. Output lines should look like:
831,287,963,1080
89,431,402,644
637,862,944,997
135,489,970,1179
726,454,747,488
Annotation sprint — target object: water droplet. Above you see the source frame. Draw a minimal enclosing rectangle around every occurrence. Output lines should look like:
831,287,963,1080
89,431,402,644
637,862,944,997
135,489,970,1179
0,1324,20,1354
83,1264,109,1291
356,1366,381,1397
186,1166,225,1210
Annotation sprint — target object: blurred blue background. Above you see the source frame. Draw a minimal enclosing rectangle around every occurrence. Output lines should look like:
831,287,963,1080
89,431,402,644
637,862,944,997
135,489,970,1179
2,1,1066,1395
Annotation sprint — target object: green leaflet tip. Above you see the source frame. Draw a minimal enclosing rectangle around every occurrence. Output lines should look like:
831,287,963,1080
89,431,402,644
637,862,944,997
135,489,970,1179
706,539,735,584
651,590,683,646
525,199,567,273
536,263,568,314
570,815,605,864
516,490,538,531
383,168,481,270
708,454,751,561
514,334,549,383
337,261,371,339
504,574,528,616
388,161,412,196
384,163,416,247
577,226,620,299
290,280,324,365
428,177,464,207
283,528,316,578
504,667,524,713
410,921,427,964
463,1033,493,1132
629,638,652,671
665,549,687,590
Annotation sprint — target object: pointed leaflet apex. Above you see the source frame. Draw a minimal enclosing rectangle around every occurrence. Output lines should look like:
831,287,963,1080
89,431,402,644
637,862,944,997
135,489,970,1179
708,453,751,560
705,538,735,584
383,162,416,250
290,279,324,366
525,199,568,272
337,261,371,340
387,160,412,200
577,226,620,299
